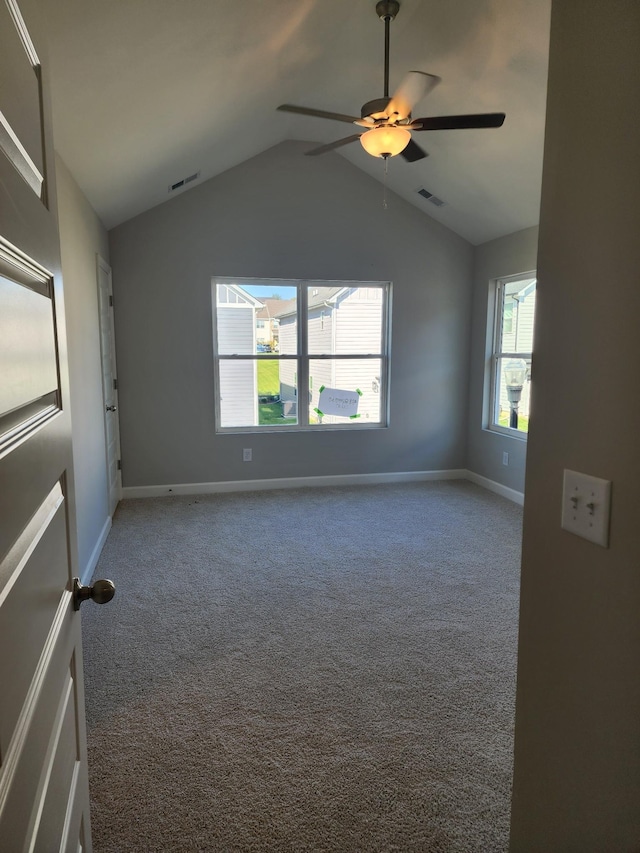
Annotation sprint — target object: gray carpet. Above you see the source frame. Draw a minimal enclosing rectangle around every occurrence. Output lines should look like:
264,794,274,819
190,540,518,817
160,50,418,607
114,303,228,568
83,480,522,852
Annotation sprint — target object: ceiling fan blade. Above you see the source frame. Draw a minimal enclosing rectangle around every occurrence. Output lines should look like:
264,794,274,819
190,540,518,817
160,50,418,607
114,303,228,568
305,135,363,156
386,72,441,121
401,138,429,162
411,112,506,131
277,104,360,124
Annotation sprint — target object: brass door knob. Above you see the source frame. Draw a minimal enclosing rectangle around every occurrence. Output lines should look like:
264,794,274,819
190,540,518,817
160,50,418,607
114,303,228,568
73,577,116,610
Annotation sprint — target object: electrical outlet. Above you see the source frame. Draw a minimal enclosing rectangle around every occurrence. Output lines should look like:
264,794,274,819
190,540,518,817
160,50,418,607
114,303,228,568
242,448,252,462
561,469,611,547
502,452,509,466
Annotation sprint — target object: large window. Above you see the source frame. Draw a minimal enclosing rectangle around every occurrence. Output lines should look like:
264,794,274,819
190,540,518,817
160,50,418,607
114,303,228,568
212,278,390,432
490,275,536,436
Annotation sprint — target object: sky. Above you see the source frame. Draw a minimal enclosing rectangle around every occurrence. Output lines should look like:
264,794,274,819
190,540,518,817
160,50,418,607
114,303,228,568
243,284,296,300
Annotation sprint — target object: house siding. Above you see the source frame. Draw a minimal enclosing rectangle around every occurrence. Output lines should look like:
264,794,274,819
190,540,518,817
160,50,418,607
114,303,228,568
334,288,383,354
217,305,255,355
309,358,334,421
215,288,257,427
278,314,297,415
308,305,333,353
219,360,257,427
334,359,382,424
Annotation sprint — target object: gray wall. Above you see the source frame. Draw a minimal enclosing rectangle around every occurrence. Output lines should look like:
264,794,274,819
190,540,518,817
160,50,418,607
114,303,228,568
510,1,640,849
467,226,539,494
56,154,111,579
109,141,473,488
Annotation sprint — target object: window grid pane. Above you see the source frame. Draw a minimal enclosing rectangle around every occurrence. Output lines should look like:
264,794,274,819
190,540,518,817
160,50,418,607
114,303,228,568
309,358,382,426
307,285,384,355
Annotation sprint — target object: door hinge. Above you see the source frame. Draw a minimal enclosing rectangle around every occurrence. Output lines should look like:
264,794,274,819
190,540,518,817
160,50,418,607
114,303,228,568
109,294,114,307
113,378,118,390
117,459,122,471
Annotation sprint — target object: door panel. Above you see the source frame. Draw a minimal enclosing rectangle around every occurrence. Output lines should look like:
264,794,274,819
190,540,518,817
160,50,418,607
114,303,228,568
0,269,59,433
0,483,66,754
32,668,78,848
0,0,93,849
0,609,84,850
0,0,45,198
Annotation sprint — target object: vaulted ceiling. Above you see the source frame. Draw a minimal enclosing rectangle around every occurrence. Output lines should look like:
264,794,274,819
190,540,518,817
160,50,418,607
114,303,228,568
44,0,551,244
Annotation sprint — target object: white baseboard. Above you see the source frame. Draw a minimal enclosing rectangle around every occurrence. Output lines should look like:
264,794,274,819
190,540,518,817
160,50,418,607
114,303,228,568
81,515,112,585
465,470,524,505
121,469,524,505
122,469,469,499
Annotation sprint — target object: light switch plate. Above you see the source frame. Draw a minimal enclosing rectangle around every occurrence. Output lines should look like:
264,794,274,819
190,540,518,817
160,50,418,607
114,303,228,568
561,469,611,547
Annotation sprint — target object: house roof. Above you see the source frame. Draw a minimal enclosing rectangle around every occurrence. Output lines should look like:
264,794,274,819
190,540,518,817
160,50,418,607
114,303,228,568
505,277,537,299
43,0,551,245
273,287,345,319
272,298,298,320
256,299,289,321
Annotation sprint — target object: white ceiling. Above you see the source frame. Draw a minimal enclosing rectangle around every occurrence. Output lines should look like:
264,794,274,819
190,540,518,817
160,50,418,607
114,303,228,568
43,0,551,245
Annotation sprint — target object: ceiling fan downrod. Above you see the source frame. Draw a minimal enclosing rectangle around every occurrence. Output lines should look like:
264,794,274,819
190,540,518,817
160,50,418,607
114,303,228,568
376,0,400,98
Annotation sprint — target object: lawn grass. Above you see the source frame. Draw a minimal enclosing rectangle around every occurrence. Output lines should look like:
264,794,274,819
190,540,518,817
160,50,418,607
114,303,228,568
257,359,279,395
259,402,297,426
256,360,296,425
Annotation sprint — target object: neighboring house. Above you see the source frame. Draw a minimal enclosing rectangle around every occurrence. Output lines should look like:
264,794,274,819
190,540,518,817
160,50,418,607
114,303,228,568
255,298,283,349
278,287,383,423
216,283,263,427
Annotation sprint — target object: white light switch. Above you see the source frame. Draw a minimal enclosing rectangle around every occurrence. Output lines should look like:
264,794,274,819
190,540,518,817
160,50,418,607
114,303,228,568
561,469,611,547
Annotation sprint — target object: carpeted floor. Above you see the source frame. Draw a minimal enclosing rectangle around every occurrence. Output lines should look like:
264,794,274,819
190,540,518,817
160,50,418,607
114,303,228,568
83,480,522,852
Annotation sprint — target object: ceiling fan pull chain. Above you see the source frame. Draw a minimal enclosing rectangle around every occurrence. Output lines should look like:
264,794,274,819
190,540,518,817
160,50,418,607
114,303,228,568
383,155,389,209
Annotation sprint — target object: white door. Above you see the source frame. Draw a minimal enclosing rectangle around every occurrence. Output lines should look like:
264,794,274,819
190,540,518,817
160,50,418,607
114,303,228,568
97,256,122,516
0,1,103,849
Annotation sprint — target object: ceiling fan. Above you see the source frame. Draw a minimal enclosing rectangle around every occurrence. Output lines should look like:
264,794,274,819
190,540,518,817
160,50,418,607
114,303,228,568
277,0,505,162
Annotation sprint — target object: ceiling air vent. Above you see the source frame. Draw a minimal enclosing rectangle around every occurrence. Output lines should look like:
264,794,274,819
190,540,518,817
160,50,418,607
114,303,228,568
417,188,446,207
168,171,200,193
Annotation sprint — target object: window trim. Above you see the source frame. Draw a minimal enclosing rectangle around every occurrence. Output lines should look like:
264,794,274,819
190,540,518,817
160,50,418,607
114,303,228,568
212,277,392,434
488,272,536,439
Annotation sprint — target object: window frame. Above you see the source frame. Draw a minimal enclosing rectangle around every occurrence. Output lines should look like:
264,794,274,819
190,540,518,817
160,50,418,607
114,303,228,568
212,277,392,434
488,273,536,439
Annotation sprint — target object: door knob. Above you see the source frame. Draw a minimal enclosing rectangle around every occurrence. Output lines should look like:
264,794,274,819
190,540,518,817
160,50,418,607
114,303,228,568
106,405,117,412
72,577,116,611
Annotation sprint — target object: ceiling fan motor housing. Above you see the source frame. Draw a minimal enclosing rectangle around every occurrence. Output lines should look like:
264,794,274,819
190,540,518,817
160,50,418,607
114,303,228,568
376,0,400,20
361,97,393,121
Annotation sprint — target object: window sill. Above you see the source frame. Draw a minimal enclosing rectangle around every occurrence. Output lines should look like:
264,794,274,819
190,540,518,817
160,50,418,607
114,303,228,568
217,422,389,435
484,425,528,442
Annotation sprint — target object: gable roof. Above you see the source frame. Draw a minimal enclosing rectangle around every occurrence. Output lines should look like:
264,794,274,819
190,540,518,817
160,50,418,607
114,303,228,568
274,287,346,320
272,298,298,320
256,298,288,320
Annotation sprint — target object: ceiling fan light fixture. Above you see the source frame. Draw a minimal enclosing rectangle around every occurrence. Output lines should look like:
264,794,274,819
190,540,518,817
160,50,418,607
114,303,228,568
360,125,411,158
